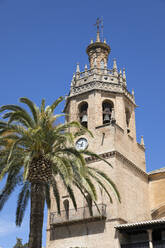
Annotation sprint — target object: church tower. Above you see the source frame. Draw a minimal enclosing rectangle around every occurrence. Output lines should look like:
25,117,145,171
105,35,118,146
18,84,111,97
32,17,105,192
46,22,151,248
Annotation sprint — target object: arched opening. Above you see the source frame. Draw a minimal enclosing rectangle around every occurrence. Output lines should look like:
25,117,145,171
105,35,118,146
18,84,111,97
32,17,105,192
125,108,131,133
102,100,114,125
94,58,97,67
79,102,88,128
100,59,104,69
63,199,69,219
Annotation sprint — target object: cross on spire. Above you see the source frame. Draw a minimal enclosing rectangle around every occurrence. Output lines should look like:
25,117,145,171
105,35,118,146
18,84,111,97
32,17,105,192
94,17,101,33
94,17,104,42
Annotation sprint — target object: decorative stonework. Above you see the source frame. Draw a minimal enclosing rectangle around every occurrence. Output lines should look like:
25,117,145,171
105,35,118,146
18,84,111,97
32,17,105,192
86,42,110,69
70,80,135,105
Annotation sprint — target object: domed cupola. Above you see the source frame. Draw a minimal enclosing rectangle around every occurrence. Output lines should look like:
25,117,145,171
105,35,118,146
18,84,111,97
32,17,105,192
86,18,111,69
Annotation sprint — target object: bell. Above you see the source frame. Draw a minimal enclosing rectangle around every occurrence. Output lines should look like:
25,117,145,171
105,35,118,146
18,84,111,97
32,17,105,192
104,107,110,113
81,114,88,123
103,114,110,122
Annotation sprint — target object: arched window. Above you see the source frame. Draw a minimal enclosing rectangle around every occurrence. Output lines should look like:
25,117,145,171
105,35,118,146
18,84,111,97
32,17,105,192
94,58,97,67
125,108,131,133
63,199,69,219
100,59,104,69
79,102,88,128
102,101,114,124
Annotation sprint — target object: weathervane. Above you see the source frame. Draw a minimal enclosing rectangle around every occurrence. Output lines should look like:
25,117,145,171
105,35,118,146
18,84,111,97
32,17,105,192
94,17,104,42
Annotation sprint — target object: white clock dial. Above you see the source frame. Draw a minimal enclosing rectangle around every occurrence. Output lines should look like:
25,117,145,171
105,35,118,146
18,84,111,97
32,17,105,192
75,138,88,151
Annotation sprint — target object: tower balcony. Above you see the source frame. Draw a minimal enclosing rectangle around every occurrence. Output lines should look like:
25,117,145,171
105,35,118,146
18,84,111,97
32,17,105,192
76,67,114,78
69,67,134,104
50,203,106,227
72,67,116,86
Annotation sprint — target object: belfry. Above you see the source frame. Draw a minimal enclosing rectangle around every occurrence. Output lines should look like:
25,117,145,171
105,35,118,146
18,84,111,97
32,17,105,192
46,21,165,248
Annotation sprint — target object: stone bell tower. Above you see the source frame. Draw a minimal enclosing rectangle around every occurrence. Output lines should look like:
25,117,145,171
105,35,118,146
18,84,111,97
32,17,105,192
46,22,151,248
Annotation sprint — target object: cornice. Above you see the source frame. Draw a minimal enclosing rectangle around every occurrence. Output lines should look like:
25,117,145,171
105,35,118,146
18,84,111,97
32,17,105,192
116,151,147,178
85,150,148,179
137,142,145,151
86,42,111,54
69,81,135,105
148,171,165,181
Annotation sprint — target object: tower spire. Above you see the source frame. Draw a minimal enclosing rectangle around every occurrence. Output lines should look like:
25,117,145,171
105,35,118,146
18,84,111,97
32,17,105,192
94,17,101,42
87,19,110,69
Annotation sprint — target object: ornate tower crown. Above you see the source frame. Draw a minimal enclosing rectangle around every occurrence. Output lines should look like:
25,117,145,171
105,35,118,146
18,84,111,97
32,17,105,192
69,21,133,105
86,22,111,69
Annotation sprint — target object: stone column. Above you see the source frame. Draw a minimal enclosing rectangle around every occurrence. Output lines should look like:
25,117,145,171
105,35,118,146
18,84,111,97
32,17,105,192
147,229,153,248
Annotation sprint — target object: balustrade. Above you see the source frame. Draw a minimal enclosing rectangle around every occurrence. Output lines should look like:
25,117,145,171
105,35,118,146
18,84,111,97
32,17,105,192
50,203,106,226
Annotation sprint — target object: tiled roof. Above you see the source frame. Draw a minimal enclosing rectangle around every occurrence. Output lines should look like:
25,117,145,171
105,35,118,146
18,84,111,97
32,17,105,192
115,218,165,230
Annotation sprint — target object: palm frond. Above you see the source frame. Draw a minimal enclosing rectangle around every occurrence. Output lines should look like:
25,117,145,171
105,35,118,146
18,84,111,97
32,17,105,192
88,170,113,203
8,111,35,128
40,99,45,114
19,97,39,124
0,104,27,113
65,184,77,211
89,167,121,202
50,96,64,112
50,178,60,214
0,169,21,210
0,121,8,128
16,182,30,226
45,183,51,209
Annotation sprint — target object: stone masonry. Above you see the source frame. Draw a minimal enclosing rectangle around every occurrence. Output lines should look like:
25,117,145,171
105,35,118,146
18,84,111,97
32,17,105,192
46,27,165,248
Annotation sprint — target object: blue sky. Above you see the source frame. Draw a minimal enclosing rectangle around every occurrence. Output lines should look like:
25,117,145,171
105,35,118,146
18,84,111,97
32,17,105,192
0,0,165,247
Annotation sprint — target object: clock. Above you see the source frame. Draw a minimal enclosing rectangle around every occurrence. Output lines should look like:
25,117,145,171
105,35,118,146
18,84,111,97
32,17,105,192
75,138,88,151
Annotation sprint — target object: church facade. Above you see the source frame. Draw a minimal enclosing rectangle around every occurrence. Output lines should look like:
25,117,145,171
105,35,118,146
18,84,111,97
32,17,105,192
46,27,165,248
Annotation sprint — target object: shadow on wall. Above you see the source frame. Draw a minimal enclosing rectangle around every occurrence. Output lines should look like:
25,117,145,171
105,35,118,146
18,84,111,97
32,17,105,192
50,220,106,240
152,204,165,219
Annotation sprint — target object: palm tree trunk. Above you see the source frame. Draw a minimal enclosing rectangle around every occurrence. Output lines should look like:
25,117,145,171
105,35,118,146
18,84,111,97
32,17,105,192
28,182,45,248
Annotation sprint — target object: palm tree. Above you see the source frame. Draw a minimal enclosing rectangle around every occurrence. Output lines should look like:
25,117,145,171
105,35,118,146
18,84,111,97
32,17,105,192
0,97,120,248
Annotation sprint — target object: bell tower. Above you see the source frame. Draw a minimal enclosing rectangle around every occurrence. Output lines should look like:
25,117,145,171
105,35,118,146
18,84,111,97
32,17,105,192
66,26,138,154
47,22,151,248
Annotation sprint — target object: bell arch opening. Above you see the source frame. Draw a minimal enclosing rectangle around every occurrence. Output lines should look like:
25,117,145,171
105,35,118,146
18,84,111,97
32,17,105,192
100,59,104,69
78,102,88,128
125,108,131,133
102,100,114,125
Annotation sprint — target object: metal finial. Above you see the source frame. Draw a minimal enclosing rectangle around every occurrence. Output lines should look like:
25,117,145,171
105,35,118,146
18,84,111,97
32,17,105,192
94,17,101,33
94,18,101,42
101,16,104,42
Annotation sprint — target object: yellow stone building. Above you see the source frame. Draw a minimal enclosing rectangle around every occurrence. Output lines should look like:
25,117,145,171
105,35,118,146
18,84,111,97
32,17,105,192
46,26,165,248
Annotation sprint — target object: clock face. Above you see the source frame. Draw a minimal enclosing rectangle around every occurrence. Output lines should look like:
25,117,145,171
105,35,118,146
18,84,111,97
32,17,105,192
75,138,88,151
